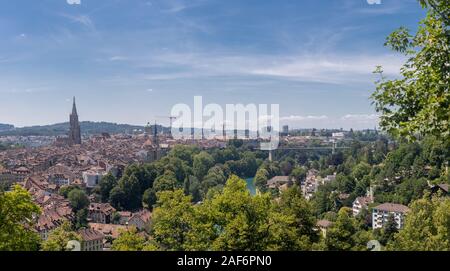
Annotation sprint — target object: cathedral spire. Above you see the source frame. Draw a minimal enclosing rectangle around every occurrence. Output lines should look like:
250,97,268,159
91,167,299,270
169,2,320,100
72,96,78,115
69,96,81,145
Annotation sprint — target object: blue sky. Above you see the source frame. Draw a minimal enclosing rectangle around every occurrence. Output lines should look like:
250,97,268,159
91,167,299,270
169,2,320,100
0,0,425,129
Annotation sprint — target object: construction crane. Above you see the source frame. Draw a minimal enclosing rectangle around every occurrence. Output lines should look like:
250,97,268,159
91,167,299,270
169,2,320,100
155,115,178,136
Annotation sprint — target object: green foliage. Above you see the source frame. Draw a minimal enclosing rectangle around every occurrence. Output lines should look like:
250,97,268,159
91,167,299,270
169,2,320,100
324,208,369,251
201,166,227,197
109,186,126,210
290,167,307,184
254,162,281,192
254,168,270,192
379,214,398,246
153,170,179,192
193,151,215,180
98,173,117,202
0,121,145,137
387,196,450,251
116,174,143,210
168,145,200,166
58,185,78,198
270,186,319,250
151,190,195,251
75,209,88,229
0,185,41,251
142,187,157,209
372,2,450,140
111,227,146,251
149,176,321,251
41,221,81,251
312,183,336,215
68,189,89,212
197,176,274,251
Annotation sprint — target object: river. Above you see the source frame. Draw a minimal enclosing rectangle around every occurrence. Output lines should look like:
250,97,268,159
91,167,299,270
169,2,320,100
245,177,256,195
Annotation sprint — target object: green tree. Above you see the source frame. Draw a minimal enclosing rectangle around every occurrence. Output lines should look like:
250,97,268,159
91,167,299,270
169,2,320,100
195,176,274,251
68,189,89,212
117,174,142,210
193,151,215,180
142,187,157,209
186,176,202,203
58,185,78,198
0,185,41,251
169,145,199,166
387,196,450,251
269,186,318,250
280,159,294,176
41,221,81,251
201,166,227,197
111,227,146,251
153,170,178,192
290,167,307,184
380,214,398,246
325,208,367,251
109,186,126,210
351,162,371,181
98,173,117,203
372,1,450,140
151,190,195,251
74,209,88,229
254,168,270,192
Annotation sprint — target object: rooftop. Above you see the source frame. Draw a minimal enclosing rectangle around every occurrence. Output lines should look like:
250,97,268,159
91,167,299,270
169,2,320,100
374,203,410,213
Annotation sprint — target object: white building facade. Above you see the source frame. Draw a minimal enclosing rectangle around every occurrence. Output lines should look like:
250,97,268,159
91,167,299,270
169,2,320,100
372,203,409,230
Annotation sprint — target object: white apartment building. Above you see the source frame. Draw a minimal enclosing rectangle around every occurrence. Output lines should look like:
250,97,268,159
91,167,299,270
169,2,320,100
352,196,373,217
82,167,106,188
372,203,410,230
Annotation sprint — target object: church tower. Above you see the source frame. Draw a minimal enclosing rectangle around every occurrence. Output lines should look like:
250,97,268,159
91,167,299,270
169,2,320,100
69,97,82,145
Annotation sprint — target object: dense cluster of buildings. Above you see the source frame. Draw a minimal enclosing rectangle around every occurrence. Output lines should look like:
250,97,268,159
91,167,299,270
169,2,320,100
0,98,242,251
21,174,152,250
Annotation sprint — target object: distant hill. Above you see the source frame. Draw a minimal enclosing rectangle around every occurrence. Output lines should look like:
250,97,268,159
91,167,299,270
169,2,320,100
0,123,14,132
0,121,145,136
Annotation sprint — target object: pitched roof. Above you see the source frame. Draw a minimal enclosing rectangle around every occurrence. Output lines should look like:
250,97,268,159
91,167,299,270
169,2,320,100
374,203,410,213
78,228,104,241
316,219,333,228
89,203,116,214
267,176,290,186
354,196,373,207
89,223,128,239
434,184,449,193
130,209,152,223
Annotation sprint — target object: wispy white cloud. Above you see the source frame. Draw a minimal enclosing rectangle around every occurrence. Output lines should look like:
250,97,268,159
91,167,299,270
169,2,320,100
109,56,128,61
280,115,329,121
1,86,50,94
159,0,206,13
279,114,379,129
119,51,404,85
251,54,404,84
341,114,379,121
61,13,95,30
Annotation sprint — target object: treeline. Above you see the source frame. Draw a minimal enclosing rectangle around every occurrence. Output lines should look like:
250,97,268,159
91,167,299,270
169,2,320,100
93,141,267,211
111,176,450,251
0,123,14,132
114,177,365,251
1,176,449,251
0,121,145,136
